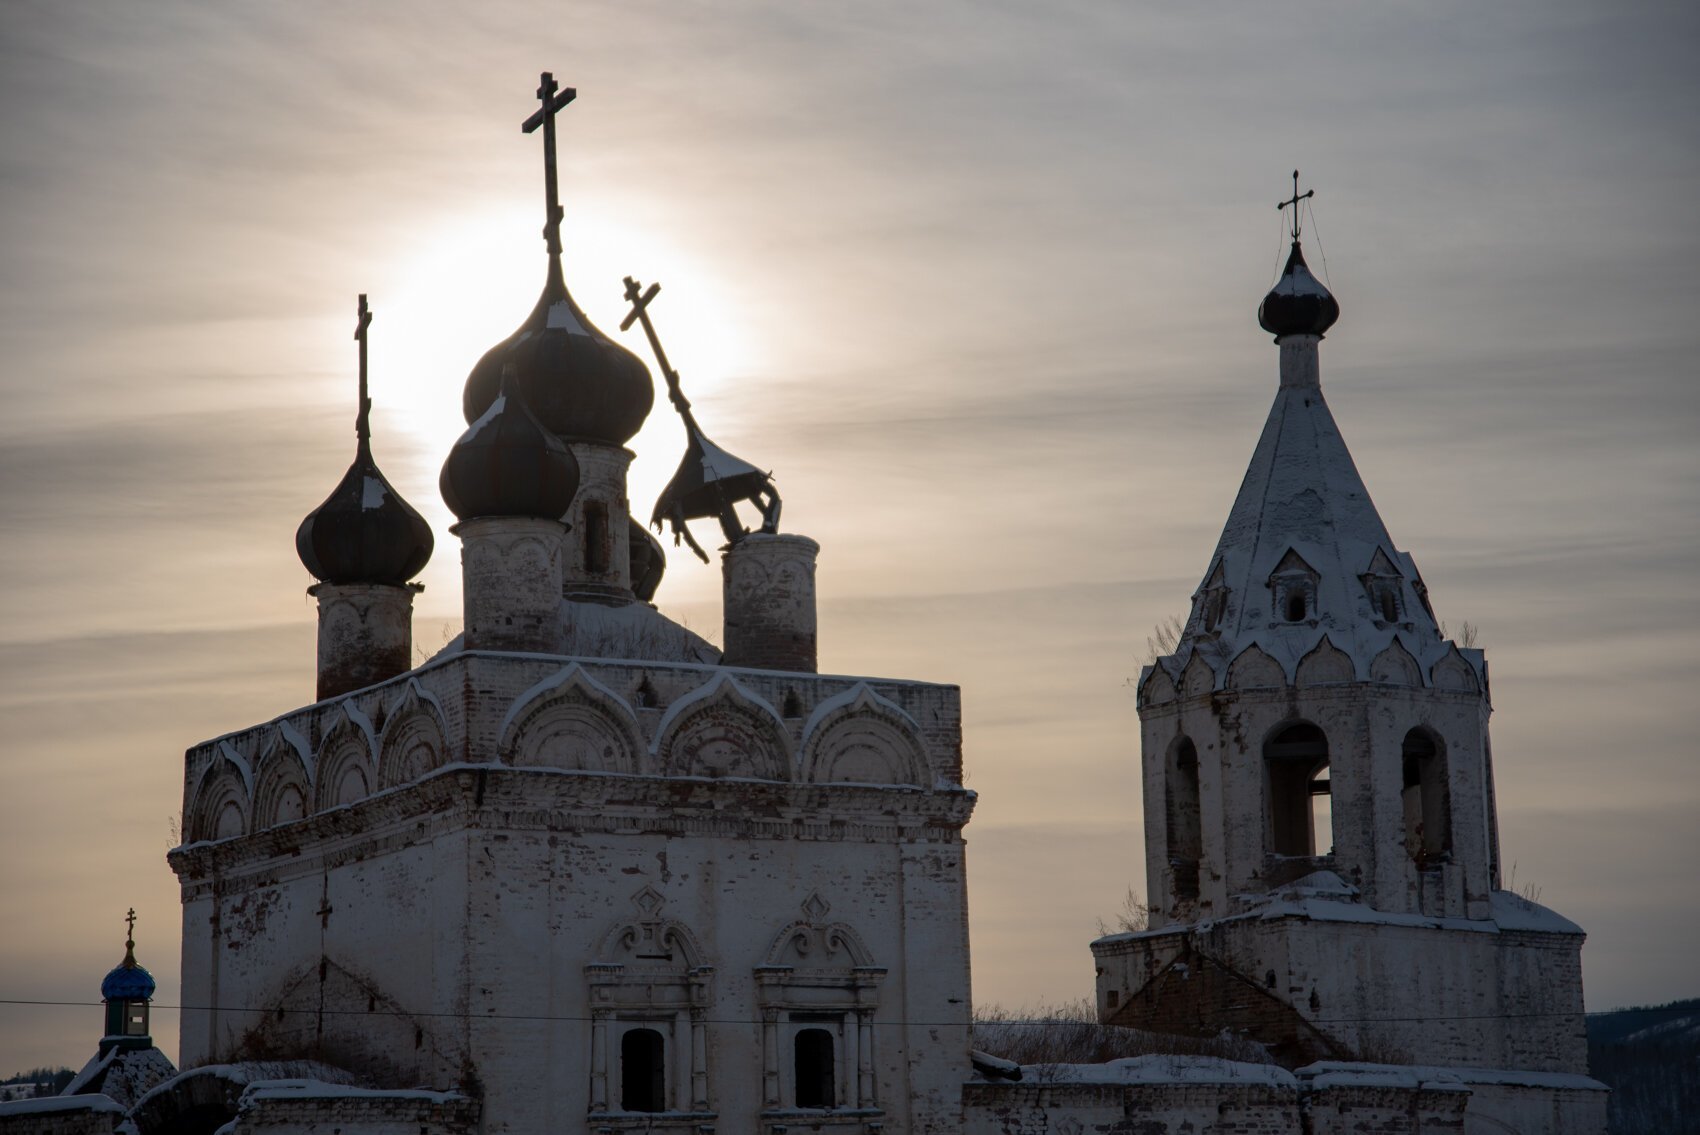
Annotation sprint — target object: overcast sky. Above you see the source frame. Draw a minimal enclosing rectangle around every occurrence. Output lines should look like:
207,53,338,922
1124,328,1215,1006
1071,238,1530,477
2,0,1696,1075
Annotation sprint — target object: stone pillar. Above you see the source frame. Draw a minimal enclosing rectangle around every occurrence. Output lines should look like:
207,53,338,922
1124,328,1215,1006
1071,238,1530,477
309,582,417,701
721,533,820,673
456,516,565,653
561,443,633,604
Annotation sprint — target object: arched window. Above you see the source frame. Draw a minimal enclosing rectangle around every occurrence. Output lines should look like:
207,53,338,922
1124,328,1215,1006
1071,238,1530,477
1265,723,1331,857
621,1028,665,1113
794,1028,836,1108
1165,737,1202,900
1401,729,1451,865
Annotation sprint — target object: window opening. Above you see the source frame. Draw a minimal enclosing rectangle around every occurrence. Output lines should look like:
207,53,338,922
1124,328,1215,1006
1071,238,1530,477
1401,729,1451,866
620,1028,665,1112
1284,588,1308,622
1265,723,1330,856
794,1028,836,1108
585,502,610,575
1165,738,1202,900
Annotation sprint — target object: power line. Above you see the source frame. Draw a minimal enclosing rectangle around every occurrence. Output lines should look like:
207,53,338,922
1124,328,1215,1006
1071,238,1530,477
0,997,1654,1029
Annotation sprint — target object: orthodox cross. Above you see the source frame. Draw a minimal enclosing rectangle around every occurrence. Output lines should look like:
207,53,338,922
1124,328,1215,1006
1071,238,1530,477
522,72,577,258
620,276,696,424
125,907,137,947
1278,169,1314,242
353,294,373,444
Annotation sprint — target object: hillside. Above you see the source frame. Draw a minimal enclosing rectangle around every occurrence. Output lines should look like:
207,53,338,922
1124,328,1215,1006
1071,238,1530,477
1587,998,1700,1134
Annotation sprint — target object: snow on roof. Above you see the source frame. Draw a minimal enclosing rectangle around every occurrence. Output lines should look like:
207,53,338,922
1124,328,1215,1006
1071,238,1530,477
0,1093,125,1116
1027,1054,1297,1087
1488,889,1585,935
1160,362,1478,690
238,1080,467,1104
1298,1061,1607,1092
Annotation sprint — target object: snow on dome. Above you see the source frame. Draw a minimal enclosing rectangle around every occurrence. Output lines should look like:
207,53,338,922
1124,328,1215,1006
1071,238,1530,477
440,365,581,522
296,440,433,586
1258,241,1339,340
463,259,654,446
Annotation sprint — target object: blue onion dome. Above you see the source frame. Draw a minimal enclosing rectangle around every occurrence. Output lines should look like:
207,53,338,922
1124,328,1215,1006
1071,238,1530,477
1258,241,1340,340
441,364,581,522
101,944,155,1002
462,259,654,446
296,434,434,585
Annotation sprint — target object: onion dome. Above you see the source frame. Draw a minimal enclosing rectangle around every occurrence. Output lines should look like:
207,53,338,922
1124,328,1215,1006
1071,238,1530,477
629,515,666,602
441,364,581,521
463,259,654,446
1258,241,1340,341
296,439,434,585
295,297,433,586
101,934,154,1002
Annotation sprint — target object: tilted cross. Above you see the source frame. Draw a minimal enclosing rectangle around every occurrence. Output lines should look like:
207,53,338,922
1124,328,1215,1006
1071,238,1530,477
354,294,373,443
522,72,578,258
1277,169,1315,242
620,276,694,420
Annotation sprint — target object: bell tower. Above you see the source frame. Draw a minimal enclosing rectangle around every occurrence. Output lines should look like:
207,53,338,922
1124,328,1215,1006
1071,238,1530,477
1093,179,1598,1114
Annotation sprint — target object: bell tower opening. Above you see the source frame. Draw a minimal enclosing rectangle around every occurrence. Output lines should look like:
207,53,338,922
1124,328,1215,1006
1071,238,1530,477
1165,737,1202,901
1265,723,1330,857
1402,727,1451,865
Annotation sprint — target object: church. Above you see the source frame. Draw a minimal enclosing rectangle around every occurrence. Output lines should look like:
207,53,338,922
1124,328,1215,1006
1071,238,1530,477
0,78,1606,1135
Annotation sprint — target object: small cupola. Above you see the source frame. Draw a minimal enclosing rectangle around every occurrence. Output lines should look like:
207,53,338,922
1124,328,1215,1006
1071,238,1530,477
441,363,581,522
296,296,434,586
100,909,155,1051
1257,171,1340,342
461,74,653,447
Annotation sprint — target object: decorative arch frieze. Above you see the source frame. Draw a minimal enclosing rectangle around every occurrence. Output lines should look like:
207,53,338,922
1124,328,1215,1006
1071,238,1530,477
314,704,377,812
252,729,313,832
1181,652,1217,698
377,679,451,788
1140,665,1178,708
654,673,791,781
1227,644,1288,690
1369,638,1423,687
499,663,643,774
754,893,886,1114
799,683,928,786
1295,636,1356,687
188,742,253,843
584,887,714,1117
1431,647,1481,693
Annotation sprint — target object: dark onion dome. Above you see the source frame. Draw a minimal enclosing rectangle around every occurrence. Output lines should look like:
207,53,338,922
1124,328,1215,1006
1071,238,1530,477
1258,241,1340,340
101,947,155,1002
441,365,581,522
629,515,666,602
296,437,434,586
463,259,654,446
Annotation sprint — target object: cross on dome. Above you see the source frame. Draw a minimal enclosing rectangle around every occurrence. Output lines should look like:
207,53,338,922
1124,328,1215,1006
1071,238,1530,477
522,71,577,258
622,275,782,561
1278,168,1315,242
354,294,373,446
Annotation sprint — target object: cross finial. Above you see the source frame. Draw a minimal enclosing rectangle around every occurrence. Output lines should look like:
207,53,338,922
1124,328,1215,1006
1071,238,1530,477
123,907,137,963
353,294,373,446
620,276,692,419
522,71,578,259
1277,169,1315,242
